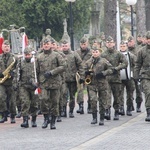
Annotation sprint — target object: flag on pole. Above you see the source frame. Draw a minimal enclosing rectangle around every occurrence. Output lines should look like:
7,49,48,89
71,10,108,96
22,32,28,58
0,33,4,54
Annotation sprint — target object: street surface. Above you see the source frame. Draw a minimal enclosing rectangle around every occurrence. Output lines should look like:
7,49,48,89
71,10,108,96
0,93,150,150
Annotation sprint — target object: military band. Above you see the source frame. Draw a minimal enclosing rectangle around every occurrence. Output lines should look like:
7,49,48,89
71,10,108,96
0,28,150,129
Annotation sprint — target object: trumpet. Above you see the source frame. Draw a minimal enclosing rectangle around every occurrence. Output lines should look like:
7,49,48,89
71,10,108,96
85,64,93,85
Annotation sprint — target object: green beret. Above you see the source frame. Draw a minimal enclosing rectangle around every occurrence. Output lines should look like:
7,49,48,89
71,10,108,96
3,40,10,45
80,37,88,43
106,36,113,42
146,31,150,39
128,36,134,42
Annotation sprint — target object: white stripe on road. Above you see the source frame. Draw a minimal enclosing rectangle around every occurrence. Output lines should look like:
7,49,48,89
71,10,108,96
70,112,145,150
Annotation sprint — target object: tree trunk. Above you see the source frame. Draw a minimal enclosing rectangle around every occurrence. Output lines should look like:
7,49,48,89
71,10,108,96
145,0,150,30
104,0,117,41
136,0,146,35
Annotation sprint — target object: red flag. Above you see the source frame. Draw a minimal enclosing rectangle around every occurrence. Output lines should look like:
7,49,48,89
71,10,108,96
0,35,4,54
22,32,28,54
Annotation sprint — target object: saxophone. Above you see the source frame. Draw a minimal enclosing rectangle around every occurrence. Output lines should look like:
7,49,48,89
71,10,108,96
0,57,16,84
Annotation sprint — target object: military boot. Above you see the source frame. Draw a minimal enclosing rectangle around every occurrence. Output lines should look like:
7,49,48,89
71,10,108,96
87,102,92,114
99,114,104,126
113,110,119,120
145,109,150,122
10,114,16,124
104,108,111,120
61,106,67,117
136,102,142,113
126,106,132,116
42,114,49,128
50,116,56,129
16,106,21,118
21,116,29,128
69,108,74,118
76,102,84,114
31,116,37,127
91,112,97,124
0,112,8,123
119,105,125,116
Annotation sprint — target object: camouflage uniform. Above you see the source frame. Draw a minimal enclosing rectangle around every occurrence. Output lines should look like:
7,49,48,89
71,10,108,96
0,40,17,124
84,48,113,125
37,39,65,129
101,37,128,120
134,31,150,121
76,37,92,114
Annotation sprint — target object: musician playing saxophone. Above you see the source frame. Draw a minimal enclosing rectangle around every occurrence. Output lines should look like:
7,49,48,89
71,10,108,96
84,47,113,126
0,40,17,123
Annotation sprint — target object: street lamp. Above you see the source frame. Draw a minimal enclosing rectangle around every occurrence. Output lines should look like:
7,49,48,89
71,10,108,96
126,0,137,36
65,0,76,50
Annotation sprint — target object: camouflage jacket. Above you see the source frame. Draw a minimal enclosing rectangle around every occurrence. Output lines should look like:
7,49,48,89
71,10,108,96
101,48,128,83
37,50,65,89
134,45,150,80
63,49,84,82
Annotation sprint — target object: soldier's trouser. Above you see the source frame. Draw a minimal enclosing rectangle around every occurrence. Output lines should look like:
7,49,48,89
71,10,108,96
105,84,112,109
109,82,121,110
120,79,135,107
76,88,84,104
0,85,16,115
20,87,38,116
134,80,143,103
66,82,77,108
39,88,59,116
141,79,150,109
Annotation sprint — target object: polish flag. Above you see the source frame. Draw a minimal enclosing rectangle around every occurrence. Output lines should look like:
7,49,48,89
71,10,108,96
22,32,28,54
0,33,4,54
34,87,42,95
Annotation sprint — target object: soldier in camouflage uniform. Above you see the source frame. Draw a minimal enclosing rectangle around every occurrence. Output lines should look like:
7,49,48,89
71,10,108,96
119,41,136,116
61,39,84,118
37,38,65,129
127,36,143,112
134,31,150,122
84,47,113,125
101,36,128,120
76,37,92,114
16,47,39,128
0,40,17,123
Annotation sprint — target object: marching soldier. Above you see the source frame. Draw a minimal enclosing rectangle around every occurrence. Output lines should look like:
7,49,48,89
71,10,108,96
119,41,136,116
134,31,150,122
84,47,113,125
0,40,17,123
37,38,65,129
61,39,84,118
76,37,92,114
101,36,128,120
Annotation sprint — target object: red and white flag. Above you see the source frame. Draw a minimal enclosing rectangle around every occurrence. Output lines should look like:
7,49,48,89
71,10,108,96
0,33,4,54
22,32,28,56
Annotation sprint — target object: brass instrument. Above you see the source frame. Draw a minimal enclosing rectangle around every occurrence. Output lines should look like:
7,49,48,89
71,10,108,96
0,57,16,84
85,63,93,85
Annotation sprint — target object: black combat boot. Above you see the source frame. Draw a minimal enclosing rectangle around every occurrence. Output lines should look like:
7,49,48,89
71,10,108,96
119,105,125,116
91,112,97,124
42,114,49,128
76,102,84,114
104,108,111,120
99,114,104,126
50,116,56,129
69,108,74,118
0,112,8,123
10,114,16,124
126,106,132,116
21,116,29,128
61,106,67,117
145,109,150,122
87,102,92,114
31,116,37,127
136,102,142,113
113,110,119,120
16,106,21,118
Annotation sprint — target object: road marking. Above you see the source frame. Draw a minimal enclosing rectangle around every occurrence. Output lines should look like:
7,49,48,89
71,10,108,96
70,112,145,150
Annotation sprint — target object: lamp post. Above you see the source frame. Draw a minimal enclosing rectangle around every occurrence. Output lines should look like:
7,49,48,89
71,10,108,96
65,0,76,50
126,0,137,36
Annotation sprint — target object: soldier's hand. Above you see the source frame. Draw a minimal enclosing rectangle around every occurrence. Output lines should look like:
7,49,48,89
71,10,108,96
44,71,52,79
0,72,4,78
95,72,105,79
112,68,118,75
79,78,84,84
85,70,93,76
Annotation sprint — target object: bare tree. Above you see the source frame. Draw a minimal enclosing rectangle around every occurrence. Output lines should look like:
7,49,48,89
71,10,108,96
136,0,146,35
145,0,150,30
104,0,117,41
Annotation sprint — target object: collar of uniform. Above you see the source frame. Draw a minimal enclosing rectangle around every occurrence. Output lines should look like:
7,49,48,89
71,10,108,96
43,49,52,54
